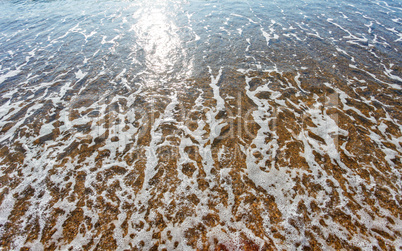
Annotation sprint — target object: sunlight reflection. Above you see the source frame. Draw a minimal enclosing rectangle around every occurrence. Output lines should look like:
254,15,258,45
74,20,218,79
132,5,188,88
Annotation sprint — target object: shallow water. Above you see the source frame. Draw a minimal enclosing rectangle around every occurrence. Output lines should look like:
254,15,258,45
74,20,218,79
0,0,401,250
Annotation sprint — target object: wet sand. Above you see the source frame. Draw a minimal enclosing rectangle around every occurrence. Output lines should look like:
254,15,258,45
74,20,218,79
0,0,401,250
